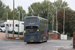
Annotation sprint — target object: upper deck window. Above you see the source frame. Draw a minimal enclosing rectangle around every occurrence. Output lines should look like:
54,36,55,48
26,18,37,22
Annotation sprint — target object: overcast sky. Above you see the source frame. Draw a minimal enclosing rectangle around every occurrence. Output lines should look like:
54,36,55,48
1,0,75,13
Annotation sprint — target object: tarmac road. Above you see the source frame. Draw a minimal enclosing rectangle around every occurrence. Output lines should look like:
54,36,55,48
0,39,72,50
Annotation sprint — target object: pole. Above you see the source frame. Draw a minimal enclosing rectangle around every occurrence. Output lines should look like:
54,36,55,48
18,11,20,37
22,13,23,21
7,12,8,20
47,0,50,32
13,0,14,39
52,15,54,33
56,9,58,33
63,8,65,34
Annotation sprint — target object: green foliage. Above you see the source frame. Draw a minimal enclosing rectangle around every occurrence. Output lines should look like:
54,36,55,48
66,32,72,36
27,0,68,24
67,36,72,40
0,0,5,19
57,9,75,36
17,6,26,21
2,6,12,20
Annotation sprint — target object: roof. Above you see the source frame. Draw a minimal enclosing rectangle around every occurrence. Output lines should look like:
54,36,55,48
25,16,48,21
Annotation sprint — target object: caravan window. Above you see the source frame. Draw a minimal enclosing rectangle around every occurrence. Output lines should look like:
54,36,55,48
1,24,5,27
6,24,9,27
10,24,11,27
15,24,19,27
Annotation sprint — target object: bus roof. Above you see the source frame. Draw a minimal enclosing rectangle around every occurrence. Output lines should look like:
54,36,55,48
25,16,48,21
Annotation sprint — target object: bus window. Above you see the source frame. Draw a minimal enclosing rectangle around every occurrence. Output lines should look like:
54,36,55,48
26,18,37,22
26,26,38,33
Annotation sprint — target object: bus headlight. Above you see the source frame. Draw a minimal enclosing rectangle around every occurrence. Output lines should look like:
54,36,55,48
24,30,26,33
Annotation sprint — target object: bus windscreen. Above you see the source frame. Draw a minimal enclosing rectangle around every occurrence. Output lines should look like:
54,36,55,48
26,18,37,22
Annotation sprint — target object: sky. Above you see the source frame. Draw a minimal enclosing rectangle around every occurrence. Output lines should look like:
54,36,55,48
1,0,75,13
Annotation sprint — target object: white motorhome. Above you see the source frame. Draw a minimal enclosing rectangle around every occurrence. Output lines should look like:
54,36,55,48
0,20,24,34
0,23,5,32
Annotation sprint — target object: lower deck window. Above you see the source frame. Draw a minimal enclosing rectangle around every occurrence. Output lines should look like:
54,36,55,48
26,26,38,33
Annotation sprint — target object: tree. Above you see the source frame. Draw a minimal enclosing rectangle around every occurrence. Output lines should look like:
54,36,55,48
0,0,5,20
57,8,75,36
17,6,26,21
2,6,12,20
27,0,68,25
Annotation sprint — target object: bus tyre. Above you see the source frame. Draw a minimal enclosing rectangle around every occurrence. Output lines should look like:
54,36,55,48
45,37,47,42
40,38,43,43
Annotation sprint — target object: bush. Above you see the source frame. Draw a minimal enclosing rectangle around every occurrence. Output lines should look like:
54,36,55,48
66,32,72,37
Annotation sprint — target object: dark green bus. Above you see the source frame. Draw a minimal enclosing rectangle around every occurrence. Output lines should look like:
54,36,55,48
24,16,48,42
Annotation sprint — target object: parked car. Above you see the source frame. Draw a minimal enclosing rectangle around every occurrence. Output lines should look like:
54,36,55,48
52,30,60,34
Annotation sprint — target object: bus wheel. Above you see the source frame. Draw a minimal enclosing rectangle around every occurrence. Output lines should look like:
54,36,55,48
40,38,43,43
42,38,44,43
45,37,47,42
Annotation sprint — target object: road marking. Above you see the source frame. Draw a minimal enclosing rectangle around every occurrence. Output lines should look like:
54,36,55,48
56,44,72,50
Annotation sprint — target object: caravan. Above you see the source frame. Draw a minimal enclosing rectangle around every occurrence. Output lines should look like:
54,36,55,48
0,20,24,34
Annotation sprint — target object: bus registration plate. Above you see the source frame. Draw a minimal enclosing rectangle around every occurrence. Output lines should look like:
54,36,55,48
30,40,34,42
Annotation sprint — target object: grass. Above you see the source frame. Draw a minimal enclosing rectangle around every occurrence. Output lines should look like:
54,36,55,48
67,36,72,40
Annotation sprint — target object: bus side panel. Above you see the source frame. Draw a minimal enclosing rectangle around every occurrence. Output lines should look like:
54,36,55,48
39,18,48,42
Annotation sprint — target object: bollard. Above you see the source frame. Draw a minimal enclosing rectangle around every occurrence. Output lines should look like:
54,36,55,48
73,32,75,49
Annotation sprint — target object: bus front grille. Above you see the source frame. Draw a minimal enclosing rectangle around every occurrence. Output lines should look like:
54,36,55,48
26,26,38,33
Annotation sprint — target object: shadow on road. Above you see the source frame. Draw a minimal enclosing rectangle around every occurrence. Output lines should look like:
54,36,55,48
26,41,47,44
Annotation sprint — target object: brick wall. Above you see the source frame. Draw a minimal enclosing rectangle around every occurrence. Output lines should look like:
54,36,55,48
49,33,61,39
73,32,75,49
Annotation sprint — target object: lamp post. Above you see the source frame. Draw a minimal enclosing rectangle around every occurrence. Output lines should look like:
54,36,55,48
13,0,15,39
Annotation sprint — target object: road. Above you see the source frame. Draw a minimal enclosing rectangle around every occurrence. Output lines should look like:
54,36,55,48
0,39,72,50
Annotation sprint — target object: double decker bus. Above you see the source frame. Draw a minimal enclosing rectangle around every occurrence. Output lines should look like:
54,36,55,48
24,16,48,42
